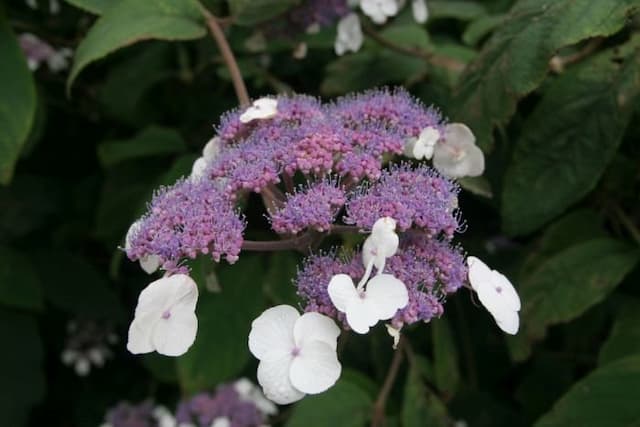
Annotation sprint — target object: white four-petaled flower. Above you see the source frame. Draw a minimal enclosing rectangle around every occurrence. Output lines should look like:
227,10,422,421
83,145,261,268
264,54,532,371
467,256,520,335
360,0,400,24
404,126,440,161
433,123,485,178
127,274,199,356
239,98,278,123
335,13,364,56
329,217,408,334
248,305,341,405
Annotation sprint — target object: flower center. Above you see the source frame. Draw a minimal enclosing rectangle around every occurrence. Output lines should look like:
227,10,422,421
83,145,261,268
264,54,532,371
495,286,503,294
161,310,171,319
291,347,301,357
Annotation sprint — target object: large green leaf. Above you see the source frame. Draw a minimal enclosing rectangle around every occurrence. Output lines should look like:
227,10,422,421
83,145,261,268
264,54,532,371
64,0,116,14
535,355,640,426
177,255,266,393
402,363,449,427
97,126,186,167
451,0,638,150
0,246,42,311
502,47,640,235
428,0,487,21
0,308,45,427
508,238,640,361
229,0,300,26
431,317,460,396
0,16,37,184
67,0,206,91
599,298,640,366
286,377,373,427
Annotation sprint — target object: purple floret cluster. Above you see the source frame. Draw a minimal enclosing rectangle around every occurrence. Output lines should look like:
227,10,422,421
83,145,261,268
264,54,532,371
296,236,467,328
261,0,350,38
103,401,157,427
125,179,245,273
175,384,265,427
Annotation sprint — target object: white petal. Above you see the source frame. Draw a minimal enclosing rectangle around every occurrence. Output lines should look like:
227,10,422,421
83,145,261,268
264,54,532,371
134,274,198,317
491,270,521,311
371,216,397,236
493,308,519,335
415,127,439,160
249,305,298,361
335,13,363,55
75,357,90,376
445,123,475,146
239,98,278,123
125,219,142,251
289,341,341,394
433,123,484,178
234,378,278,415
191,157,208,180
365,274,408,320
140,255,161,274
203,136,221,160
126,312,156,354
467,256,492,292
385,324,401,349
294,312,340,350
327,274,359,313
151,310,198,356
257,355,305,405
412,0,428,23
211,417,231,427
345,298,379,334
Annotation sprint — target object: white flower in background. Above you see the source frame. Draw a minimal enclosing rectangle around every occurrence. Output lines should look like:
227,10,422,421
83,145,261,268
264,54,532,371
292,42,308,59
467,256,520,335
61,320,117,376
362,216,399,272
211,417,231,427
330,216,407,334
412,0,429,23
191,136,221,180
125,220,161,274
153,406,177,427
127,274,199,356
432,123,485,178
360,0,401,24
18,33,72,72
239,98,278,123
404,126,440,160
334,13,363,56
25,0,60,14
234,378,278,416
248,305,341,404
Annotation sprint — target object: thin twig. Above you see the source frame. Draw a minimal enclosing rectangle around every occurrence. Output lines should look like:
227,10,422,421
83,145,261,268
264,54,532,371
549,37,604,74
371,337,405,427
363,26,466,73
198,4,250,106
242,232,315,252
611,203,640,246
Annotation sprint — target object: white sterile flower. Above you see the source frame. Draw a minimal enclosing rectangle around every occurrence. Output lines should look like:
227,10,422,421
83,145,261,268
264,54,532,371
211,417,231,427
328,273,408,334
360,0,400,24
248,305,341,405
153,406,177,427
433,123,485,178
404,126,440,160
203,136,221,161
412,0,428,23
335,13,363,56
239,98,278,123
125,220,162,274
362,216,399,273
234,378,278,416
191,157,208,180
127,274,198,357
467,256,520,335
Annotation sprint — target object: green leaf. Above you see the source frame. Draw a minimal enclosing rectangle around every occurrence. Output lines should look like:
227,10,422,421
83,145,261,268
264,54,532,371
534,355,640,427
0,16,37,185
263,252,300,306
97,126,186,167
229,0,300,26
0,246,42,311
402,362,449,427
67,0,206,91
431,317,460,396
508,238,640,361
64,0,116,14
502,47,640,235
428,0,487,21
451,0,638,150
286,378,373,427
599,298,640,366
141,353,178,383
177,255,265,393
462,14,506,46
36,251,124,320
0,308,44,427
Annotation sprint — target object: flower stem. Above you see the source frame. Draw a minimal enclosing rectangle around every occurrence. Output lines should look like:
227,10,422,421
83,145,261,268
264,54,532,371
371,337,405,427
241,225,364,253
198,4,250,107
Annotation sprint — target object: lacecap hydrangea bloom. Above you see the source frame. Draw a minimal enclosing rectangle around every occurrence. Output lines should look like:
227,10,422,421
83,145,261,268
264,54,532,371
123,87,518,406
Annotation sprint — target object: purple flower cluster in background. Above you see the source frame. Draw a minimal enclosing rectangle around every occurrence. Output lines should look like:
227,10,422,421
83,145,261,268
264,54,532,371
102,401,157,427
261,0,350,37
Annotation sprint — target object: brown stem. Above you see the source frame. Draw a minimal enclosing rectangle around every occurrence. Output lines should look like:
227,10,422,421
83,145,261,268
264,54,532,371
611,203,640,246
549,37,604,74
371,337,405,427
363,26,466,73
242,232,315,252
199,5,250,106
